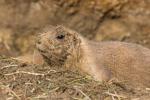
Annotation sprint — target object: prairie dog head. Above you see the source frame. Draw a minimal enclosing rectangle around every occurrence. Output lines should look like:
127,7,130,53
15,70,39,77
36,25,81,66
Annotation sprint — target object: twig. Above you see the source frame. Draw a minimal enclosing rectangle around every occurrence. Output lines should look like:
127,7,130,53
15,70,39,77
71,97,83,100
33,95,48,99
146,88,150,91
9,88,21,100
112,96,116,100
67,77,87,84
114,91,121,100
48,69,57,73
104,91,126,99
0,84,21,100
49,87,59,93
4,71,45,76
1,64,18,69
11,57,24,61
74,86,91,100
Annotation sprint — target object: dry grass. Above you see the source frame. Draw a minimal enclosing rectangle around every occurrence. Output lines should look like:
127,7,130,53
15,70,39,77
0,56,149,100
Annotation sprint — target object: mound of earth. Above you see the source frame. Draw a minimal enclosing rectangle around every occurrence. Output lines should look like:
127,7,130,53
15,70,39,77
0,56,150,100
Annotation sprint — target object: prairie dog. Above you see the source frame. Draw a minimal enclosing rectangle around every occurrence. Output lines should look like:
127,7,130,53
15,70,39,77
36,25,150,88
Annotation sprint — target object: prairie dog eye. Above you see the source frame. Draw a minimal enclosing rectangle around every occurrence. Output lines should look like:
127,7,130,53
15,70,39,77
56,34,65,40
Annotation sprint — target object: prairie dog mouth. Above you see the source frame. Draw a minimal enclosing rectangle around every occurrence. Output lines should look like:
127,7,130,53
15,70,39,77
36,43,47,53
37,48,46,53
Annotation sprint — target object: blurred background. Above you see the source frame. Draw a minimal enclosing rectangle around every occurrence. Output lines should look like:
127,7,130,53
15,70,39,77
0,0,150,56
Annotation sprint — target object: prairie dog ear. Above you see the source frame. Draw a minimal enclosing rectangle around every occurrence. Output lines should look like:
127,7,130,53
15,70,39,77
73,32,81,46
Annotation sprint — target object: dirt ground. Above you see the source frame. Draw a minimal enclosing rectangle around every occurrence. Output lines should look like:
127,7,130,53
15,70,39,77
0,0,150,100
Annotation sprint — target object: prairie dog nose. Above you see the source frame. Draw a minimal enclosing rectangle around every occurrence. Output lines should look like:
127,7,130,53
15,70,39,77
36,37,46,45
37,40,42,44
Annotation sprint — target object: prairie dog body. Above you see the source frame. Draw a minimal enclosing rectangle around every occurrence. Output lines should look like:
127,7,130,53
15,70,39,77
36,25,150,88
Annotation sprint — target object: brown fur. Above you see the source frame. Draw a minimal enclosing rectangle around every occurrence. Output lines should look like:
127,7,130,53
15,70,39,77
36,25,150,88
16,50,44,65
